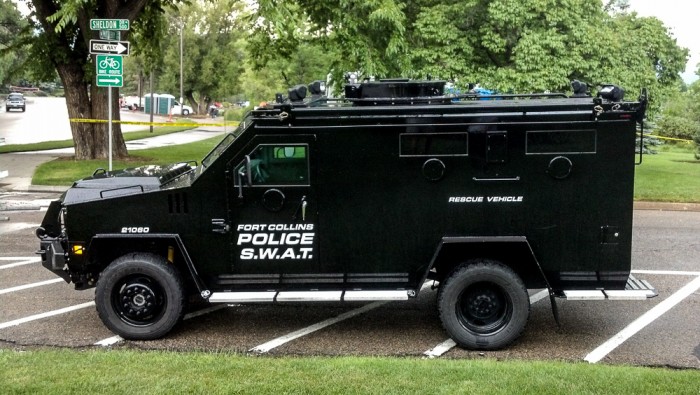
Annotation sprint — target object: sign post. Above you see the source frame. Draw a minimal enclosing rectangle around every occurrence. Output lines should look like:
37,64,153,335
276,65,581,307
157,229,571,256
90,19,130,171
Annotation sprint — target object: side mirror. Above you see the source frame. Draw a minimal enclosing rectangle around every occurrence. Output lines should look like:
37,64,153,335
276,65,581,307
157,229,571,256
245,155,253,185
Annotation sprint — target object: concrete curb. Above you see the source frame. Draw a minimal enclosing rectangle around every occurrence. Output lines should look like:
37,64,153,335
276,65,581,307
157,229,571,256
633,201,700,212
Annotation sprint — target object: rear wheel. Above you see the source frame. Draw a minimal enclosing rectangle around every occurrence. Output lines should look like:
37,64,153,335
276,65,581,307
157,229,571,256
438,260,529,350
95,253,185,340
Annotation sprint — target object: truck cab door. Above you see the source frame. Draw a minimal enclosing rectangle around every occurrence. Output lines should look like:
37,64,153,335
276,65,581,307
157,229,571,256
228,135,318,276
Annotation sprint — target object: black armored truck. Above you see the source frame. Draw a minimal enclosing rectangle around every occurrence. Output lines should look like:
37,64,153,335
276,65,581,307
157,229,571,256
37,79,656,350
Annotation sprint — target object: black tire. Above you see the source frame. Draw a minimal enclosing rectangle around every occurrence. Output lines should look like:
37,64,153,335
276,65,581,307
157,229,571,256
95,253,185,340
182,109,190,116
438,260,530,350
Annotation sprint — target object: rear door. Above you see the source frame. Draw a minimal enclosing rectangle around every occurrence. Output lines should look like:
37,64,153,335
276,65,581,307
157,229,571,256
227,134,318,276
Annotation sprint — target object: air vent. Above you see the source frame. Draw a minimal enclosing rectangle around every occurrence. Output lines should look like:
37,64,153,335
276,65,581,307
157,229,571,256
168,193,189,214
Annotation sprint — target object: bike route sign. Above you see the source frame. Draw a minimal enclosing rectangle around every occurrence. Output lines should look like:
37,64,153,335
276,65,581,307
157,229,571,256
96,55,123,87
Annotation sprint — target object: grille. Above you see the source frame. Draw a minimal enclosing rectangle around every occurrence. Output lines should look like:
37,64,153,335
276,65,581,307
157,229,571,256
168,193,188,214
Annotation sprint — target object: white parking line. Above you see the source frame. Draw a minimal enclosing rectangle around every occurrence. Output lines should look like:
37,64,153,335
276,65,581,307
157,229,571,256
95,336,122,347
249,284,434,354
250,301,387,354
424,339,457,358
0,257,40,260
632,269,700,276
423,289,550,358
0,302,95,330
0,257,40,270
94,304,228,347
0,278,63,295
584,275,700,363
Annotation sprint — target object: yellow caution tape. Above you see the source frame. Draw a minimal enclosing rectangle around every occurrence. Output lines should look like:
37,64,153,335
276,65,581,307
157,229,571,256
69,118,236,128
638,134,694,143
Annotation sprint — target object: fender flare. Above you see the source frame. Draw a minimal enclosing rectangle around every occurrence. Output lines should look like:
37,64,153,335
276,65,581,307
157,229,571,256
421,235,560,325
89,233,210,299
421,236,553,291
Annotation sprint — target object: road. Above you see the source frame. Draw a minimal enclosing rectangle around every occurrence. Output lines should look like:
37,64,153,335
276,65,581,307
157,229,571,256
1,193,698,367
0,96,161,145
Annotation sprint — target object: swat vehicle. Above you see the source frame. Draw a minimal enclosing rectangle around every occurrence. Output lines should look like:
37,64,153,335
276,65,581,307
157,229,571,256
37,79,655,350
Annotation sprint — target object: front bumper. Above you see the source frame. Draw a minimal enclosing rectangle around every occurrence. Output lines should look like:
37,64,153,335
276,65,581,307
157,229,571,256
37,238,71,283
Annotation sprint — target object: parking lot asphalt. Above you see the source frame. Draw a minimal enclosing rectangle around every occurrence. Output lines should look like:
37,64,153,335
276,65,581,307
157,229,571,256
0,194,698,368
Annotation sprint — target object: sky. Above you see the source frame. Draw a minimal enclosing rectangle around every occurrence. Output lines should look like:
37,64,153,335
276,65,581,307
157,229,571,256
10,0,699,84
627,0,698,83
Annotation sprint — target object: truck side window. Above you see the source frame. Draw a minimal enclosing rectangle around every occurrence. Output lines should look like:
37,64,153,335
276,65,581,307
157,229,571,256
399,133,468,157
238,144,309,186
526,130,597,154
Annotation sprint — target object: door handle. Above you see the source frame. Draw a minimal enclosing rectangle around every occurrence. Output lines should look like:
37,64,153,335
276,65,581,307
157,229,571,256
294,196,308,221
211,219,230,234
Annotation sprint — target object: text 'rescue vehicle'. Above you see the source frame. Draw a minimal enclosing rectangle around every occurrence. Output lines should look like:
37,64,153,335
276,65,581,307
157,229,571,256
36,79,656,350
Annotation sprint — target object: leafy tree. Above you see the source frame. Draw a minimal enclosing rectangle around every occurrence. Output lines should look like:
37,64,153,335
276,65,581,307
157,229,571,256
15,0,177,160
156,0,247,114
409,0,687,103
656,75,700,159
0,0,29,87
240,41,333,105
249,0,407,86
252,0,688,109
656,88,700,140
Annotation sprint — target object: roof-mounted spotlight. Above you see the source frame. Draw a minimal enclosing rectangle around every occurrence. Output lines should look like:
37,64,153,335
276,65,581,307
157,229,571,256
597,84,624,102
288,85,307,102
308,80,326,95
571,80,589,97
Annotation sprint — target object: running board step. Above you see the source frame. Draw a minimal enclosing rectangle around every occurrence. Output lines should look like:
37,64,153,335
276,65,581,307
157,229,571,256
561,275,658,300
208,290,409,303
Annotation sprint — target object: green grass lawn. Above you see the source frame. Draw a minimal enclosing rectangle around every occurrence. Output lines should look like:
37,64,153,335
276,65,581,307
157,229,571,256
31,134,225,185
634,145,700,202
0,124,196,154
1,349,698,394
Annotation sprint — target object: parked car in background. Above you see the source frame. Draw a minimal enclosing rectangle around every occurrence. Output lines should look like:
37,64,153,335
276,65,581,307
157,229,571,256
172,100,194,116
5,93,26,112
122,96,142,111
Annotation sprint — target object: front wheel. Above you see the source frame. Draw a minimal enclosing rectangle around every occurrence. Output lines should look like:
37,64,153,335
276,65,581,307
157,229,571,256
438,260,530,350
95,253,185,340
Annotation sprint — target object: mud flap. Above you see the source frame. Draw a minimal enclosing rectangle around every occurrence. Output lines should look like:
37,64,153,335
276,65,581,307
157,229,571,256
549,291,561,328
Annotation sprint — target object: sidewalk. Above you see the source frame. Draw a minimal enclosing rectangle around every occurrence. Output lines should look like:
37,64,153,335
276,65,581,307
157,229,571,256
0,125,227,193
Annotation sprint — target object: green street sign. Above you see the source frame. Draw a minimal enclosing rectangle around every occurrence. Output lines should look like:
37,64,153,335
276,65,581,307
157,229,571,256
96,55,123,87
90,19,129,31
99,30,120,41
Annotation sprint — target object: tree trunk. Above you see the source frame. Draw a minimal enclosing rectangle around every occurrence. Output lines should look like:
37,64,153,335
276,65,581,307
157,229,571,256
31,0,148,160
55,62,128,160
